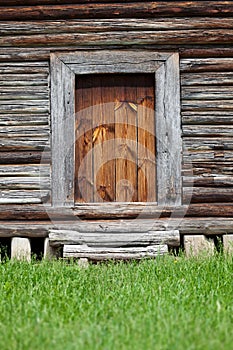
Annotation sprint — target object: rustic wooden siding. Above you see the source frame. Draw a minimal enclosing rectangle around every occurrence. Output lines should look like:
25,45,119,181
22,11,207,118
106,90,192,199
0,62,51,204
0,2,233,219
181,58,233,204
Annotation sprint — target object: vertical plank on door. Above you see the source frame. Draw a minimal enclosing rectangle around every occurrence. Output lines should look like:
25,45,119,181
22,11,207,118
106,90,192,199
75,76,93,202
137,75,156,202
115,76,137,202
92,76,115,202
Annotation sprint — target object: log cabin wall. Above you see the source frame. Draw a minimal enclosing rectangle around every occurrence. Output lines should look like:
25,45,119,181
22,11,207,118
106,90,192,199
1,1,233,238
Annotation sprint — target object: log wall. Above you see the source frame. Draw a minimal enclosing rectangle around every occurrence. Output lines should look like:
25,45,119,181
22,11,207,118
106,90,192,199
0,1,233,224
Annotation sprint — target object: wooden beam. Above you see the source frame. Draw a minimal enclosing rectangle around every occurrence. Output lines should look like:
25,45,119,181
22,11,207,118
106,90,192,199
0,2,233,21
63,244,168,260
1,204,233,220
1,218,233,237
49,229,180,247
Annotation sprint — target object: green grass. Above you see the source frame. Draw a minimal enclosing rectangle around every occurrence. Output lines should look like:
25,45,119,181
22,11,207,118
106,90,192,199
0,254,232,350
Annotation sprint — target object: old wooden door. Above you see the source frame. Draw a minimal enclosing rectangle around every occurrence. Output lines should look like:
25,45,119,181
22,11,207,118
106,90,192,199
75,74,156,203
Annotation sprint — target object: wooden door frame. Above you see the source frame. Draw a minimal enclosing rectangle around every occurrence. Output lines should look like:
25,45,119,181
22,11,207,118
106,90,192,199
51,50,182,212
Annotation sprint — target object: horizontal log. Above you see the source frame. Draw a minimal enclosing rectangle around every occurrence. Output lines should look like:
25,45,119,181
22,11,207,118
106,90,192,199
183,150,233,162
49,229,180,247
1,2,233,21
183,187,233,203
0,177,50,190
2,18,233,36
0,93,48,101
0,164,50,177
182,86,233,100
182,100,233,111
182,126,233,137
63,244,168,260
180,58,233,72
0,49,50,61
0,62,49,74
181,72,233,86
180,47,233,58
2,218,233,237
0,139,50,151
0,125,49,138
183,137,233,150
0,190,50,204
2,30,233,47
183,163,233,176
183,175,233,187
1,204,233,220
0,114,49,126
182,111,233,125
1,46,233,62
0,151,50,164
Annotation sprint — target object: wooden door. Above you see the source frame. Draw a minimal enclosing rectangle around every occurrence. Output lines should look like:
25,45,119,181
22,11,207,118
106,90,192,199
75,74,156,203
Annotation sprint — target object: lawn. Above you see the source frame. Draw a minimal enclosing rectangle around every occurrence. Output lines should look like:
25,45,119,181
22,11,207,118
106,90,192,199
0,254,232,350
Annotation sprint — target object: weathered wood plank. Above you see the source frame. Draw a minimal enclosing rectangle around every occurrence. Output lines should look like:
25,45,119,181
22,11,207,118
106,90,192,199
49,229,180,247
182,100,233,111
183,163,233,176
181,72,233,86
0,190,50,204
3,30,233,47
2,218,233,237
0,177,50,190
183,126,233,137
183,175,233,187
182,86,233,100
0,125,49,138
1,2,233,20
0,151,50,164
0,164,50,177
51,53,75,207
63,244,168,260
0,114,49,126
0,139,50,151
182,111,233,125
180,58,233,72
0,62,49,74
2,204,233,220
183,150,233,162
75,75,94,203
137,76,156,202
2,18,233,36
183,137,233,150
183,187,233,203
156,53,181,205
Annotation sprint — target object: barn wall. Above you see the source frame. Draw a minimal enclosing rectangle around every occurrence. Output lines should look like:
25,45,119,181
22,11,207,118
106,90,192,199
0,1,233,222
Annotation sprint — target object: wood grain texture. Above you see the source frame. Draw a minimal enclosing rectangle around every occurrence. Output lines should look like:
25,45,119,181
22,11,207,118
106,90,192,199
3,30,233,48
63,244,168,260
49,229,180,247
2,204,233,220
156,53,182,205
1,18,233,36
0,2,233,21
2,218,233,237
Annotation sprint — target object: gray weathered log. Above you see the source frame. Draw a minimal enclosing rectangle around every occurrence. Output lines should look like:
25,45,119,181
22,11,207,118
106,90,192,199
1,18,233,36
49,229,180,247
183,187,233,203
0,190,50,204
2,218,233,238
0,151,50,164
63,244,168,260
182,111,233,125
